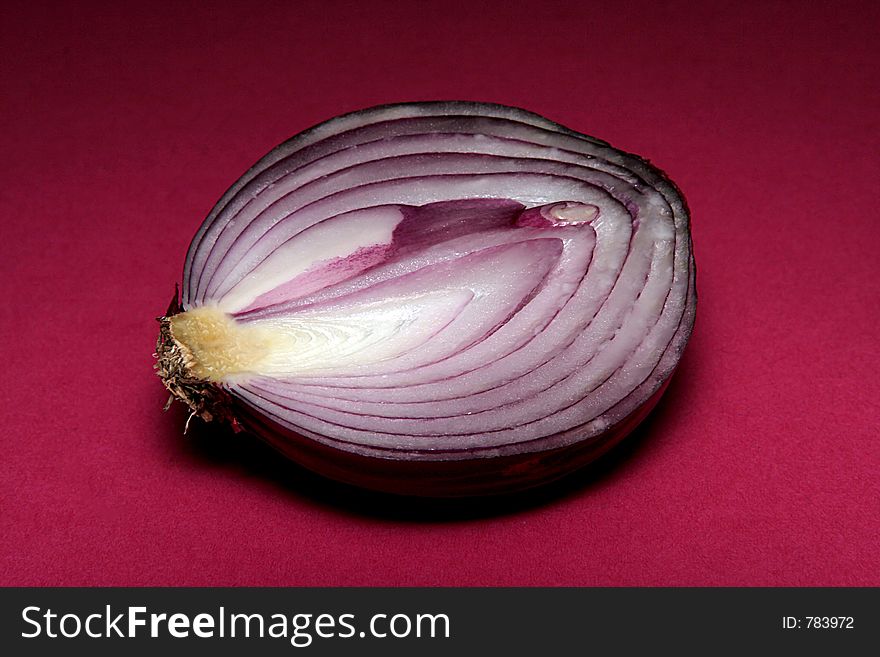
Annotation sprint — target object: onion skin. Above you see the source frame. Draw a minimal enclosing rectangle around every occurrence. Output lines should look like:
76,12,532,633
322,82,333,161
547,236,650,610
156,101,696,497
240,377,672,496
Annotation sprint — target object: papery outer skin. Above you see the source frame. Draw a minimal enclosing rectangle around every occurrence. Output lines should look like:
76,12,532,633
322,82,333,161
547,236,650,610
171,101,696,496
238,378,674,496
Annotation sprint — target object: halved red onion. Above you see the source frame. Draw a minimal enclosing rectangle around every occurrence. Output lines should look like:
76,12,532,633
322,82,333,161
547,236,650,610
155,102,696,496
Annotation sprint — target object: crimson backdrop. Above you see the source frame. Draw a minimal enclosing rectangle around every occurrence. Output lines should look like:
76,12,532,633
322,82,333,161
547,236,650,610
2,0,877,586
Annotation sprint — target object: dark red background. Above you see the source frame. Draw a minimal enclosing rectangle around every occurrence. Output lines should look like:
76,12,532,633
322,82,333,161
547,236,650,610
2,0,877,586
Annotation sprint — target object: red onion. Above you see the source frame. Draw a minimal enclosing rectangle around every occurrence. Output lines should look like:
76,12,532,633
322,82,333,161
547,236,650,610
155,102,696,496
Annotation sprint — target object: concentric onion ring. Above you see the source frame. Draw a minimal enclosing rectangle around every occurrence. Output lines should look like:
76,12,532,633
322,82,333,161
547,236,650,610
156,101,696,496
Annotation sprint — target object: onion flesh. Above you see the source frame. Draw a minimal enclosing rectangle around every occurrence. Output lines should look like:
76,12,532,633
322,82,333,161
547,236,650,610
155,102,696,496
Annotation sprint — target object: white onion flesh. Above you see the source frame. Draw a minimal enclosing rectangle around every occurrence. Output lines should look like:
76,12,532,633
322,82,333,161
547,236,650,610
159,101,696,495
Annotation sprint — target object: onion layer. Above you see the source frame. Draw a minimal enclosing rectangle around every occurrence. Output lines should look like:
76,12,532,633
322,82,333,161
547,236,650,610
156,102,696,496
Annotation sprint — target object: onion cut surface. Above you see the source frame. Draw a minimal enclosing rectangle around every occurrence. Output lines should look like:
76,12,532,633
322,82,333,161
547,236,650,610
156,102,696,496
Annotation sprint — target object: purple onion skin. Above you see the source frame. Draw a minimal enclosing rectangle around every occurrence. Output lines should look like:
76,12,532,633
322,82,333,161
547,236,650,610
163,101,696,497
241,378,673,496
